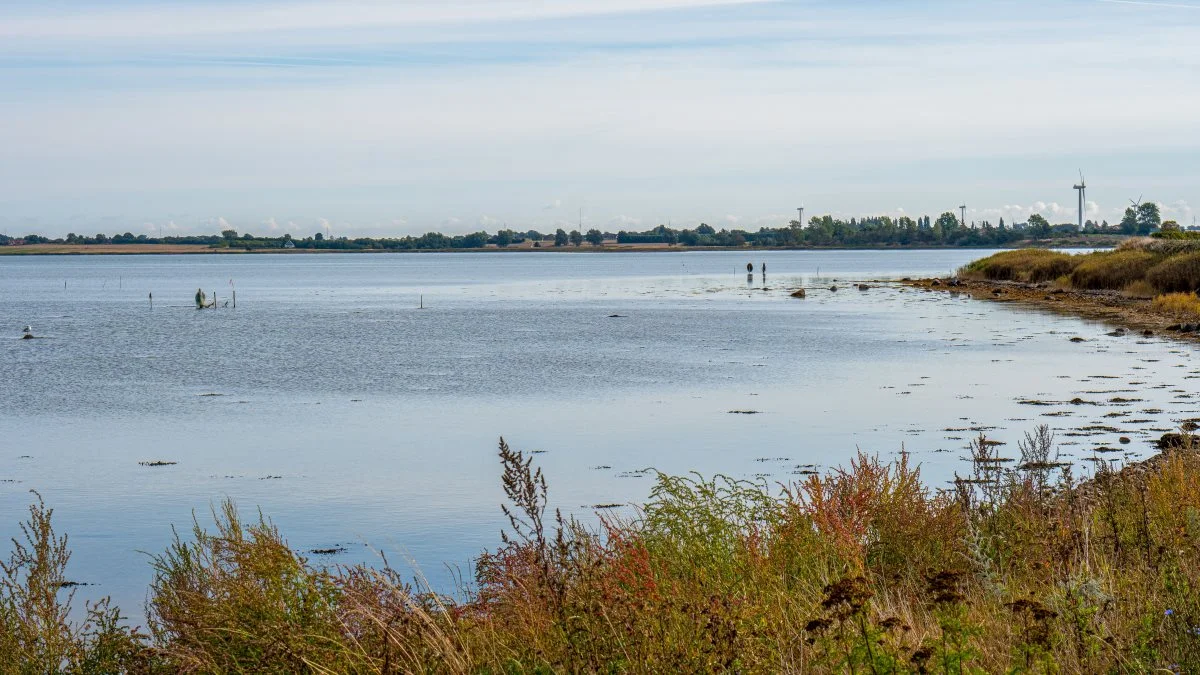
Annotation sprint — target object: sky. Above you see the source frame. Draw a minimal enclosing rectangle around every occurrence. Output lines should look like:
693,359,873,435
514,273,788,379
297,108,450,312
1,0,1198,238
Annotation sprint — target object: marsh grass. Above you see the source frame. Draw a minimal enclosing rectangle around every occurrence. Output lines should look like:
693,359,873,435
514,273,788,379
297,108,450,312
1151,292,1200,320
4,432,1200,673
963,245,1200,300
958,249,1077,283
0,493,147,674
1145,252,1200,294
1068,249,1161,290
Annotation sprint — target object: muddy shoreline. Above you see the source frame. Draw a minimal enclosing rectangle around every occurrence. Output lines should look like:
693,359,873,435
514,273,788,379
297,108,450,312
906,276,1200,341
906,275,1199,484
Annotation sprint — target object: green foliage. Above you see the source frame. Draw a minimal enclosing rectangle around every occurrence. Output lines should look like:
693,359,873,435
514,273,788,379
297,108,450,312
0,493,149,674
1152,229,1200,241
147,501,351,673
1121,202,1162,236
6,431,1200,672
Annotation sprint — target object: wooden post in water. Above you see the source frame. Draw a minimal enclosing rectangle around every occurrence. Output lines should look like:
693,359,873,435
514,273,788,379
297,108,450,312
232,290,236,308
149,292,153,309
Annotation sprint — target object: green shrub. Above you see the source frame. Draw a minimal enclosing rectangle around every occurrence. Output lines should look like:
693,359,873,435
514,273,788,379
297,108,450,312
959,249,1078,283
1151,230,1200,240
8,432,1200,673
1068,250,1160,290
1146,252,1200,293
0,493,149,673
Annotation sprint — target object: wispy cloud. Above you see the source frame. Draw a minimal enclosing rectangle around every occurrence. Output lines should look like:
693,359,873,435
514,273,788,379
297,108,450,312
0,0,774,40
0,0,1197,236
1096,0,1200,9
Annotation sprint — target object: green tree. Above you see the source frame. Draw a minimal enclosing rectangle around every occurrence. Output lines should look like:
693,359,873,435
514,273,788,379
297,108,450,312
495,230,513,248
1136,202,1161,235
1027,214,1051,238
1119,208,1138,235
314,232,324,241
554,229,568,247
585,229,603,246
460,231,489,248
569,230,583,247
222,229,238,241
934,212,959,242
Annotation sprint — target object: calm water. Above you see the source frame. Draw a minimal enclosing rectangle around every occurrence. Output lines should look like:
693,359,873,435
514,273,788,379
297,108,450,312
2,250,1197,621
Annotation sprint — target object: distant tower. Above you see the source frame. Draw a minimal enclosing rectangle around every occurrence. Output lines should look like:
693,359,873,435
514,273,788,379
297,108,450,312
796,206,804,225
959,204,967,228
1073,170,1087,230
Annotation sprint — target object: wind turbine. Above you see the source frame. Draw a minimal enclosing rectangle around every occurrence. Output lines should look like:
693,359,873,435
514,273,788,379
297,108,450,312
1073,170,1087,230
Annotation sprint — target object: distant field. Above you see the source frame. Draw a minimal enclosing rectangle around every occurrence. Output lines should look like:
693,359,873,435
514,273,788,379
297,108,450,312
0,243,228,255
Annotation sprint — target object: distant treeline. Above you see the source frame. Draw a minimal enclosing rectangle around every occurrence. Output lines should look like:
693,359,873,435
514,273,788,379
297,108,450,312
2,203,1182,250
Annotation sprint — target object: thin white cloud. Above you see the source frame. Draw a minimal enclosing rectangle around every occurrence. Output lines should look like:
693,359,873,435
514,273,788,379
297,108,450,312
1,0,1197,236
1096,0,1200,9
0,0,773,40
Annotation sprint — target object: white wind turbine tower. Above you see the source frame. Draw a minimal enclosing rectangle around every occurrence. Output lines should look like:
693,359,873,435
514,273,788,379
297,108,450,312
1073,170,1087,230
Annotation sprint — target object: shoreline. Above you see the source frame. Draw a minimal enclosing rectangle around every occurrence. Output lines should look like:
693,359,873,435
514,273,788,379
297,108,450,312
0,240,1117,256
906,276,1200,340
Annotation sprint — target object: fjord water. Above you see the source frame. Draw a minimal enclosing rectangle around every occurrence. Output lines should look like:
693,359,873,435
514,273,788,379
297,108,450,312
2,250,1198,618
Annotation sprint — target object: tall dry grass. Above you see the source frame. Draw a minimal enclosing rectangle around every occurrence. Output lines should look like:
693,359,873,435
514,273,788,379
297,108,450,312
1068,249,1161,290
1145,252,1200,294
1151,292,1200,320
4,432,1200,673
958,249,1077,283
0,493,148,673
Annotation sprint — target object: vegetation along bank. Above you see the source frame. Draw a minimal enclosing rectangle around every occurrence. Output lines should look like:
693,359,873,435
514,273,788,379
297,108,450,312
3,427,1200,672
912,236,1200,337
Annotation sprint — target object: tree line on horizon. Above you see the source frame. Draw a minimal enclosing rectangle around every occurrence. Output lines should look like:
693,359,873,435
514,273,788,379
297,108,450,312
2,202,1180,250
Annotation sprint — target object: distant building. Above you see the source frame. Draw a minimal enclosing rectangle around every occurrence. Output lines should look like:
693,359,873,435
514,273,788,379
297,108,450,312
7,238,26,246
283,240,296,249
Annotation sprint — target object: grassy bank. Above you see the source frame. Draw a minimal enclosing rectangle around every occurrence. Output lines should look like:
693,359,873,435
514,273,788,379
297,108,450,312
946,241,1200,330
3,431,1200,673
961,240,1200,300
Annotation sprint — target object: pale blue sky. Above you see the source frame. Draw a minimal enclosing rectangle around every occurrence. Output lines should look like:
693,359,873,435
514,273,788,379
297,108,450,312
1,0,1197,237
